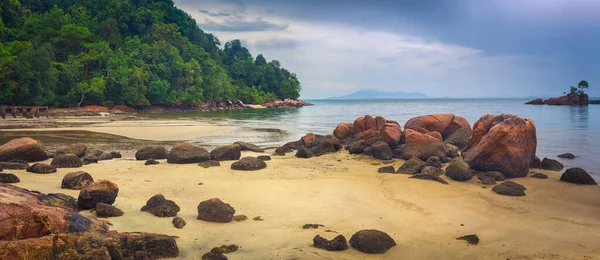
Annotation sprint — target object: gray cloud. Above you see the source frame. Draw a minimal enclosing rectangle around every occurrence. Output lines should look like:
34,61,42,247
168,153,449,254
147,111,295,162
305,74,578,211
198,18,288,32
198,9,236,17
255,39,300,50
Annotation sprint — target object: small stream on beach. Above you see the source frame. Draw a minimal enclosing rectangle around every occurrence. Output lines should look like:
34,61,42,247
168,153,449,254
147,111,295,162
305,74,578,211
142,98,600,180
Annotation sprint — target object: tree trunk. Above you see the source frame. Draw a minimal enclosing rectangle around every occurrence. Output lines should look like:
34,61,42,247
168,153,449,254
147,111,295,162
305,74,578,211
77,92,86,107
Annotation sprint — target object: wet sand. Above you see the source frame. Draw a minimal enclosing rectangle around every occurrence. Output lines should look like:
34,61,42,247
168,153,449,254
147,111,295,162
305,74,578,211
8,150,600,260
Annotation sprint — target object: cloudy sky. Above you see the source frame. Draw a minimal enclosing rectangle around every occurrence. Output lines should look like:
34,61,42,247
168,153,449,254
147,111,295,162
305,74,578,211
173,0,600,99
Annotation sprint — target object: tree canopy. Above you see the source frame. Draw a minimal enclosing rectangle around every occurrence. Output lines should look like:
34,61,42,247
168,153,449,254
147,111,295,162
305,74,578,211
568,80,590,97
0,0,301,107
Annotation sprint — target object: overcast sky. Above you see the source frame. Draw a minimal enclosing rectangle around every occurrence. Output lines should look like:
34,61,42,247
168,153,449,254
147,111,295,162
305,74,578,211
173,0,600,99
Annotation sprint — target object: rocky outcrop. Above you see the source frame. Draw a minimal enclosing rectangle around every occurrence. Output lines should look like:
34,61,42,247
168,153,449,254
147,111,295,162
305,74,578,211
349,230,396,254
234,141,265,153
464,114,537,178
77,180,119,210
560,168,597,185
540,158,564,171
492,181,527,196
141,194,181,217
56,143,88,158
135,145,169,160
294,133,341,158
210,144,242,161
26,163,57,174
404,114,472,149
197,198,235,223
0,138,48,162
167,143,211,164
51,154,83,168
525,98,544,105
231,157,267,171
313,235,349,251
334,115,403,159
263,99,312,108
527,93,589,106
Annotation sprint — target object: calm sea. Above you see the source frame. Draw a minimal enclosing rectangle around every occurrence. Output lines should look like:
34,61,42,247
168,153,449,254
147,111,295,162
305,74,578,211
145,99,600,179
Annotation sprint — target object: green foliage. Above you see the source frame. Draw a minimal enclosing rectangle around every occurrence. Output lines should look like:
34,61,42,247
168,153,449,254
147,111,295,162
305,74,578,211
569,80,590,97
0,0,300,106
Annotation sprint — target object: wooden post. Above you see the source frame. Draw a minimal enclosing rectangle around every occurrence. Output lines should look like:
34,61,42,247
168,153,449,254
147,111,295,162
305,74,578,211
11,107,16,118
34,107,39,118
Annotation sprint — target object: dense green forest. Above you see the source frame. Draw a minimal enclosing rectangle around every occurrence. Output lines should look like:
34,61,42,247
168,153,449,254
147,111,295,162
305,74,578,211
0,0,301,107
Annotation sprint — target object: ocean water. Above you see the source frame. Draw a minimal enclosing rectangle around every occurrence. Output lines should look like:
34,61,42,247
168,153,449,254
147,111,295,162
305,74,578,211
144,99,600,179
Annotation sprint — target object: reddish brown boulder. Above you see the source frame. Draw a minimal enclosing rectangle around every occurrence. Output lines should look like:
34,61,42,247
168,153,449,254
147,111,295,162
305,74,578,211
401,129,446,160
77,180,119,210
333,123,353,140
380,124,402,148
0,138,48,162
464,114,537,178
405,114,454,134
375,116,386,131
353,115,377,134
426,131,443,142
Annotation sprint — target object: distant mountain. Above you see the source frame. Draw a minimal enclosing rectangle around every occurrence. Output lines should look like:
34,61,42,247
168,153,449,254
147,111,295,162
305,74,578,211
328,89,428,99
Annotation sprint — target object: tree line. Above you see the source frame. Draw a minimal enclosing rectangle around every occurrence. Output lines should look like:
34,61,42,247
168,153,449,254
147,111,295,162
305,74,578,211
0,0,301,107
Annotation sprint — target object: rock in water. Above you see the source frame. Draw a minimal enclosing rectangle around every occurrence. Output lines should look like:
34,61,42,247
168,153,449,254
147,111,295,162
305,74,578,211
210,144,242,161
141,194,181,217
370,141,393,160
234,141,265,153
445,157,473,181
168,143,211,164
26,163,57,174
456,234,480,245
492,181,527,196
396,156,425,174
0,137,48,162
313,235,349,251
0,161,29,170
540,158,564,171
560,168,597,185
197,198,235,223
378,166,395,173
257,155,271,161
349,229,396,254
464,114,537,178
0,173,20,183
51,154,83,168
61,171,94,190
95,202,124,218
135,146,168,160
173,217,186,229
476,171,506,182
557,153,576,159
402,129,447,160
231,157,267,171
77,180,119,209
145,158,160,165
199,160,221,168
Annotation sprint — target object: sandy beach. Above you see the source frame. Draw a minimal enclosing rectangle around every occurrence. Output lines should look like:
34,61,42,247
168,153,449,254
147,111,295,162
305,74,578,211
7,149,600,259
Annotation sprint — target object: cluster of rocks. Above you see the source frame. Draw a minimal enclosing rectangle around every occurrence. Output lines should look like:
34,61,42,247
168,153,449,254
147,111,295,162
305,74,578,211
526,93,589,106
262,99,313,108
312,229,396,254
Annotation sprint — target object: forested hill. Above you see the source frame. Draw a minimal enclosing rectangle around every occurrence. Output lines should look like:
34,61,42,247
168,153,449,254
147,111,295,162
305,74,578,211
0,0,301,107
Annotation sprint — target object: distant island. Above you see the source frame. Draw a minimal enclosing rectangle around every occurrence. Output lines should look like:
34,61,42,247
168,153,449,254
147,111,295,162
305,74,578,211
328,89,428,100
526,80,593,106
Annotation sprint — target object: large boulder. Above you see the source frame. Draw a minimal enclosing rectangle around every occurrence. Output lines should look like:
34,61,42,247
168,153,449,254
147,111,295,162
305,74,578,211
401,129,446,160
333,123,353,140
26,163,57,174
51,154,83,168
379,123,402,149
231,157,267,171
197,198,235,223
77,180,119,210
234,141,264,153
405,114,470,138
210,144,241,161
349,230,396,254
295,133,341,158
560,168,597,185
370,141,393,160
492,181,527,196
141,194,181,217
167,143,211,164
540,158,564,171
0,138,48,162
444,127,472,150
135,146,168,160
62,171,94,190
464,114,536,178
445,157,473,181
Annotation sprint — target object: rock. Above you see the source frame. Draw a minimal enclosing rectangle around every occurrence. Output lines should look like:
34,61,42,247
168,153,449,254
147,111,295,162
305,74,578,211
313,235,349,251
295,146,312,158
110,151,122,158
457,234,480,245
233,215,248,222
410,173,449,184
378,166,396,173
199,160,221,168
145,158,160,165
544,93,589,106
525,98,544,105
426,131,443,142
557,153,576,159
445,158,473,181
402,129,446,160
481,178,496,185
77,180,119,209
370,141,393,160
201,245,239,260
560,168,597,185
210,144,242,161
257,155,271,161
95,202,124,218
333,123,353,140
379,124,402,149
0,137,48,162
51,154,83,168
420,166,444,177
37,193,79,212
273,146,292,156
531,173,548,179
231,157,267,171
97,153,113,161
61,171,94,190
425,156,442,168
89,150,104,157
141,194,181,217
173,217,186,229
540,158,564,171
26,163,57,174
202,251,228,260
68,143,88,157
353,115,377,134
234,141,264,153
444,127,472,150
197,198,235,223
0,173,20,183
82,154,98,165
476,171,506,182
397,157,425,174
297,133,341,157
464,114,537,178
282,140,301,150
530,156,541,168
349,229,396,254
445,144,460,158
349,140,368,154
303,223,324,229
168,143,211,164
135,146,168,160
0,161,29,170
492,181,527,196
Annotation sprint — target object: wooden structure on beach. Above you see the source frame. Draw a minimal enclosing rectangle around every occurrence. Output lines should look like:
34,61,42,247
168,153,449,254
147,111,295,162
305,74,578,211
0,106,49,119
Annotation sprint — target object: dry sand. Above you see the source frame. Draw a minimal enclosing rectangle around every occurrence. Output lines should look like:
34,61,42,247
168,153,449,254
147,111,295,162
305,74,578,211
9,150,600,260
